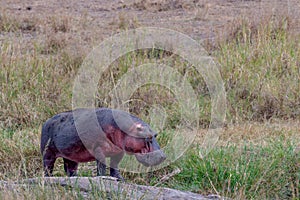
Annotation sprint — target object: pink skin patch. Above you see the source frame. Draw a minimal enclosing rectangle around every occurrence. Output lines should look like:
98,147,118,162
104,125,152,154
124,135,153,154
103,124,165,167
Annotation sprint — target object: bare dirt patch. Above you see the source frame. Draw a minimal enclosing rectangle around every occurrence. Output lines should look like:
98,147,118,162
1,0,299,50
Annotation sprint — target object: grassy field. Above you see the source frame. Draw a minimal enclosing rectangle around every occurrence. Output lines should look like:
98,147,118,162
0,3,299,200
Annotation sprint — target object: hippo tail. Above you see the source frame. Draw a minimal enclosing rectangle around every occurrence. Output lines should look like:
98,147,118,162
40,119,53,155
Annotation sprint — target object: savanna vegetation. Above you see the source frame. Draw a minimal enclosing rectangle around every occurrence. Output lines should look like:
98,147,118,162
0,1,299,199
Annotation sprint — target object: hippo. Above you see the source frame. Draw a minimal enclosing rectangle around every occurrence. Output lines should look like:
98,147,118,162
40,108,166,181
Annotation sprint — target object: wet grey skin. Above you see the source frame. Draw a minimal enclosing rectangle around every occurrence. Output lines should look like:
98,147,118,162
41,108,166,181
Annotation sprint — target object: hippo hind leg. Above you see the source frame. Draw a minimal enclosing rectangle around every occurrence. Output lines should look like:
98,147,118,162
110,152,125,181
63,158,78,177
43,150,56,177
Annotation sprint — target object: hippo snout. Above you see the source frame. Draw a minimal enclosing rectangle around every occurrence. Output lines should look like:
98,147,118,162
135,150,166,167
134,134,166,166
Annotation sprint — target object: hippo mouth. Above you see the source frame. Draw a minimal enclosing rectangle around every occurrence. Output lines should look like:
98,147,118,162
141,139,152,153
135,150,166,167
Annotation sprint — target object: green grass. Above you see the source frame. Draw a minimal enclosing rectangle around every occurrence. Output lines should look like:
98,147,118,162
0,127,298,199
164,139,299,199
0,128,41,179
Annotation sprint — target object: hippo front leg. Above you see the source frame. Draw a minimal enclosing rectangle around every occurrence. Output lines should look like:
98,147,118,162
110,152,125,181
94,147,107,176
96,160,106,176
63,158,78,177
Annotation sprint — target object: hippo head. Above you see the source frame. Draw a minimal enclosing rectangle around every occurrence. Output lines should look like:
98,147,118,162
134,140,167,167
106,109,166,167
123,127,166,167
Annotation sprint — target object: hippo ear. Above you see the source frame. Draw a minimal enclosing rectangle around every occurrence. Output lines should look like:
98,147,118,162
136,123,143,131
134,123,153,138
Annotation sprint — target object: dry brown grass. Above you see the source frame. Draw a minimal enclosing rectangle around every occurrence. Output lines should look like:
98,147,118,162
0,1,299,198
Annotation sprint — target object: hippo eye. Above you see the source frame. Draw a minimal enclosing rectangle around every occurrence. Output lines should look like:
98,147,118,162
154,134,158,138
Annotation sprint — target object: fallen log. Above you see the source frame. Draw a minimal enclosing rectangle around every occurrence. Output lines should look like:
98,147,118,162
0,177,225,200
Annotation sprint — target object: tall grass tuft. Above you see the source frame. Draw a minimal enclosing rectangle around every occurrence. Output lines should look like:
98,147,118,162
217,16,300,122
